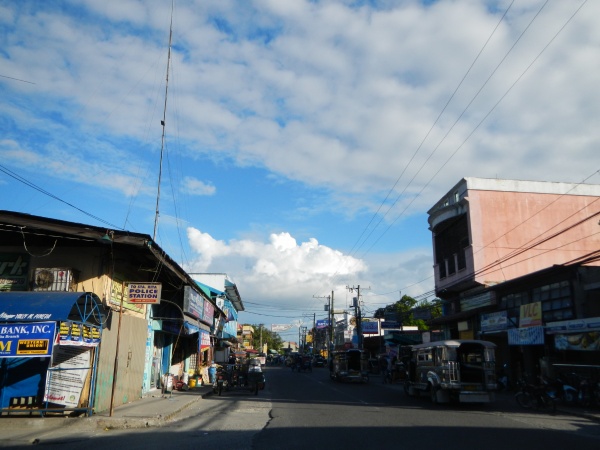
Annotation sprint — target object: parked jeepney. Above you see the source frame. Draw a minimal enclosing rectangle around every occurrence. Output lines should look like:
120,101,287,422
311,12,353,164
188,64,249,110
404,339,497,403
329,349,369,383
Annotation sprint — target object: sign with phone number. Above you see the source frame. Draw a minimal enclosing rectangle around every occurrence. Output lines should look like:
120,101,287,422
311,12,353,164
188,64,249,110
0,321,56,358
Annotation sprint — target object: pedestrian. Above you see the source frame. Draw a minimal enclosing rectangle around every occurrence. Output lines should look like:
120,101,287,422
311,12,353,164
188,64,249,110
381,356,390,383
208,361,217,384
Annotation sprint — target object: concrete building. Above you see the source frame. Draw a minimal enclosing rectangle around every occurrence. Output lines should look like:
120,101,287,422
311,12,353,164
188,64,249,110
427,178,600,380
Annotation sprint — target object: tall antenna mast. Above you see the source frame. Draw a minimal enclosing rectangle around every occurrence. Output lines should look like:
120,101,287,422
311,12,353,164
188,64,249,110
153,0,174,240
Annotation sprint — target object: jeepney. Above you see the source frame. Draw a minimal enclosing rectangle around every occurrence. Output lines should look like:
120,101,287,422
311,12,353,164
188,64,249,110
404,339,497,403
329,349,369,383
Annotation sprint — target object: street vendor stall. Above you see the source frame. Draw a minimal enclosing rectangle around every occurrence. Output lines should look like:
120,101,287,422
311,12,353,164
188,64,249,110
0,292,106,417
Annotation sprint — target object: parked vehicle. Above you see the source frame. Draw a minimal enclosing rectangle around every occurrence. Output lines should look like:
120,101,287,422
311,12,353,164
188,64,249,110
515,376,556,413
297,355,313,372
213,361,266,395
404,339,497,404
314,356,326,367
330,349,369,383
544,372,579,405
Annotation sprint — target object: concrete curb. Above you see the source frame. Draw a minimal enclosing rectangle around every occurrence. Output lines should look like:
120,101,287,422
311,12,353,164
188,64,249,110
93,388,215,430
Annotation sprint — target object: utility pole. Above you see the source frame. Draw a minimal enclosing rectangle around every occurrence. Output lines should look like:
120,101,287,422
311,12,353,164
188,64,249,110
330,291,334,352
347,285,369,350
313,292,334,356
312,313,316,355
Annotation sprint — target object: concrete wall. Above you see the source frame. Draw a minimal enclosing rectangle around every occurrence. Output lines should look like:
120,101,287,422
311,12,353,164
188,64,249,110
468,188,600,286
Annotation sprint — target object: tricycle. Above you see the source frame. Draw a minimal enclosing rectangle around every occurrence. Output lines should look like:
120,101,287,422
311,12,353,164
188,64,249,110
213,360,265,395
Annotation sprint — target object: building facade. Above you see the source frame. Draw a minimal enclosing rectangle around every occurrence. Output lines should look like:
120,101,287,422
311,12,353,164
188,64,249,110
427,178,600,381
0,210,222,415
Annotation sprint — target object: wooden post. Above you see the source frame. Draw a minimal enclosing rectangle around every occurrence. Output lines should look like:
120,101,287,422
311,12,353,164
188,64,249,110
109,284,125,417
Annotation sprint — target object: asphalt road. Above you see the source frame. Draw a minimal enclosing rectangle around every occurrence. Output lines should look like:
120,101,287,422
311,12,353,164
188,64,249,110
3,365,600,449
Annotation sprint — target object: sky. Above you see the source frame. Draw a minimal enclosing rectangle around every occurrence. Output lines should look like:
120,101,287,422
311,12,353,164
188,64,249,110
1,0,599,343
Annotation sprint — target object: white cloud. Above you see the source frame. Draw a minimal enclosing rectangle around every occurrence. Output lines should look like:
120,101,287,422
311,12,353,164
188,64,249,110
180,176,216,196
186,227,369,304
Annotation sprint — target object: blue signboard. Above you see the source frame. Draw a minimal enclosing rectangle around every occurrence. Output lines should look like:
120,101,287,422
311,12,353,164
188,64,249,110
316,319,330,329
0,321,56,358
183,286,204,320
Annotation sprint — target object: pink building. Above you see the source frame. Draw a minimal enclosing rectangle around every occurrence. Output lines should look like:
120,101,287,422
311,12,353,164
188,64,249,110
427,178,600,379
428,178,600,297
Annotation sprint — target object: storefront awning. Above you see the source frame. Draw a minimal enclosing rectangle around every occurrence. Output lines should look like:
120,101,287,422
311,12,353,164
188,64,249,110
0,291,107,327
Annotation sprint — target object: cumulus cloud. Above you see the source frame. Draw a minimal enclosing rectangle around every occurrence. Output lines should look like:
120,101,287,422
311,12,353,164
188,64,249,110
186,227,368,304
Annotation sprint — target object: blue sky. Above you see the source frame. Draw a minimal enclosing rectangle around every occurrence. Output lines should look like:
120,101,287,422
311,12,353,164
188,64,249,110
1,0,598,342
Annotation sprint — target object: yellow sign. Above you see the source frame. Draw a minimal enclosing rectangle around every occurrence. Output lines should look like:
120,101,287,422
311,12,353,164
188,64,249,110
17,339,49,355
520,302,542,328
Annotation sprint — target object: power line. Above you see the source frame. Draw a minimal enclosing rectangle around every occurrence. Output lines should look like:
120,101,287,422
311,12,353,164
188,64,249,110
0,164,123,230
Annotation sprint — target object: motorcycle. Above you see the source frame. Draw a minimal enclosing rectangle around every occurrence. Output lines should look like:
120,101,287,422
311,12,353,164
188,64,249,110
212,366,228,396
546,372,579,405
496,363,510,391
515,376,556,414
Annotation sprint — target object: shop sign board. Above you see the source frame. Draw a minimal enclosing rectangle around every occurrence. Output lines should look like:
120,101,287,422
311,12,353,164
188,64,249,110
461,291,496,312
183,286,204,319
546,317,600,334
481,311,508,332
519,302,542,328
316,319,329,329
0,321,56,358
362,321,379,334
127,282,162,304
0,254,29,291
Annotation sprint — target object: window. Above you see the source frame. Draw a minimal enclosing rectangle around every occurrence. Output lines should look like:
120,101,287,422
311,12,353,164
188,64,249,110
533,281,573,322
500,281,574,326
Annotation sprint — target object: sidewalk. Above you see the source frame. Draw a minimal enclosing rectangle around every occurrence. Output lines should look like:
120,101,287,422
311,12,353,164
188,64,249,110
0,384,215,435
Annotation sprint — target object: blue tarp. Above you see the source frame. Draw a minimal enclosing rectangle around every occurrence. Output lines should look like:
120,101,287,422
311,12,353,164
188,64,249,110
0,292,106,327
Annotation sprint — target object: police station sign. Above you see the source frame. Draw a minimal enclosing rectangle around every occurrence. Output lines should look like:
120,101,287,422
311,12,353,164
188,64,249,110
127,283,162,304
0,321,56,358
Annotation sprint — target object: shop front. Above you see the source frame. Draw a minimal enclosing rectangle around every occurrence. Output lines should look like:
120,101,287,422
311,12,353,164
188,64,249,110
545,317,600,381
0,291,106,416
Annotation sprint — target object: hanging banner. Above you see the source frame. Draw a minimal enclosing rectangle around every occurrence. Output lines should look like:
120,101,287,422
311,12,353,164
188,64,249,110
200,330,211,350
0,321,56,358
554,333,600,351
44,346,91,408
508,326,544,345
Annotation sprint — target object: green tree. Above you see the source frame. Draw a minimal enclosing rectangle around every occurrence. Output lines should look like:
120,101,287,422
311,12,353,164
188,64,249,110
245,324,284,353
374,295,442,331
